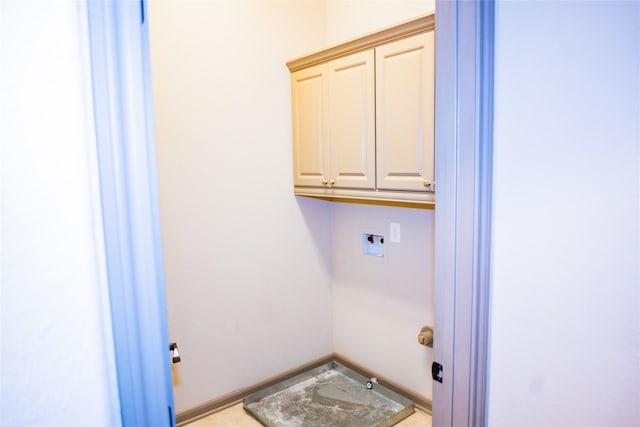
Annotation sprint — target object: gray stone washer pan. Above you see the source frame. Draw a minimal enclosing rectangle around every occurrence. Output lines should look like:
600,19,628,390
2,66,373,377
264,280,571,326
243,361,414,427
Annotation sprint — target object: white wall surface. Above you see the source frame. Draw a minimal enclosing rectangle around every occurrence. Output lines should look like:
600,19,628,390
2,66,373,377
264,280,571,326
489,1,640,425
148,1,334,412
325,0,436,401
332,204,434,399
325,0,434,45
0,1,121,425
150,0,437,412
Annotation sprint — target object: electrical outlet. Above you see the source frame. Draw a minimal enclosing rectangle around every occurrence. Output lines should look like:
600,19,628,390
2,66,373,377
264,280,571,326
390,223,401,243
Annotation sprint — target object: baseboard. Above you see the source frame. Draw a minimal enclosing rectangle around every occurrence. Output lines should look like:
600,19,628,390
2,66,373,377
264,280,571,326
175,352,432,426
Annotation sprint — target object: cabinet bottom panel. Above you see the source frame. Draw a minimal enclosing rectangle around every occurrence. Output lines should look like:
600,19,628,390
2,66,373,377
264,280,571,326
294,186,435,207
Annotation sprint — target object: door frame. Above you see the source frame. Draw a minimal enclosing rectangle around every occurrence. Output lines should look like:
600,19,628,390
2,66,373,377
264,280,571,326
92,0,496,425
433,1,494,426
87,1,175,426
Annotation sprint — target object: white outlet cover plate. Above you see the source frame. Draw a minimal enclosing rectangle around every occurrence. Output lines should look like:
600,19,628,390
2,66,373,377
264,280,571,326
390,223,401,243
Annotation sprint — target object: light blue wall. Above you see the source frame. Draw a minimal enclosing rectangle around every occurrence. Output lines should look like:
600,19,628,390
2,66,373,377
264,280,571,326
489,1,640,425
0,1,121,425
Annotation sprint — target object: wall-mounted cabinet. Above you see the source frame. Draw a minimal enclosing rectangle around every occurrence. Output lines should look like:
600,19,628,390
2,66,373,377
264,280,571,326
291,50,375,190
287,13,435,206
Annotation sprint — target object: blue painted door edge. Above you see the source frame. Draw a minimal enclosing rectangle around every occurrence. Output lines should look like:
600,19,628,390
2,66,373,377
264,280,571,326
86,1,175,426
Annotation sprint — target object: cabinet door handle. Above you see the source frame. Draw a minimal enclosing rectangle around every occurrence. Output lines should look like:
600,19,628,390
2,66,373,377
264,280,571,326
329,179,335,186
423,180,432,188
321,178,328,186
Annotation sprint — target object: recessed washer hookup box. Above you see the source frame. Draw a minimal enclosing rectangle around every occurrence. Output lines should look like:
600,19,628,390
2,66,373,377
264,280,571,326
243,361,414,427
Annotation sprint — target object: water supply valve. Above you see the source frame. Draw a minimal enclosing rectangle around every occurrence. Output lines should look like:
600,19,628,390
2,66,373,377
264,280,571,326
417,326,433,347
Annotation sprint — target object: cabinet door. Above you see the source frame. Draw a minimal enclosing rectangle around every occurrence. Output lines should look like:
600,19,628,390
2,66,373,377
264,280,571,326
376,32,435,192
291,63,328,187
327,50,375,189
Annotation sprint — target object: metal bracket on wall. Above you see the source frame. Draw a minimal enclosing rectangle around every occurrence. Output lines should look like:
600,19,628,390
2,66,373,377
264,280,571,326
169,342,180,364
431,362,443,383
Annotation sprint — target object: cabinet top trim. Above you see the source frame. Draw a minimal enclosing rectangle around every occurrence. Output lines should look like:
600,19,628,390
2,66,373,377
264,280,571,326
286,12,435,72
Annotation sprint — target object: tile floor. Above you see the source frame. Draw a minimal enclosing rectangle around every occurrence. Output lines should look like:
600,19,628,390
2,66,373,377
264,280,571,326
186,402,432,427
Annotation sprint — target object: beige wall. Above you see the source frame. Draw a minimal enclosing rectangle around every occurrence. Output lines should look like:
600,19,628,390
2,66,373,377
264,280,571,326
149,1,333,412
332,204,435,399
149,0,435,412
325,0,434,44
